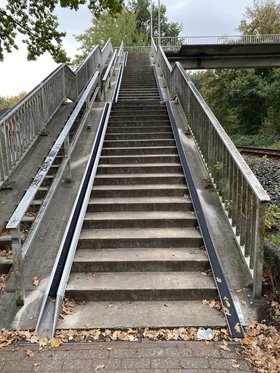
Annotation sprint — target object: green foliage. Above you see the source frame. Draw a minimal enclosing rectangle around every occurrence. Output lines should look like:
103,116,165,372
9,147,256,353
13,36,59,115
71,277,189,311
265,204,280,231
73,0,182,66
0,92,27,112
73,9,145,66
230,133,280,148
0,0,123,63
238,0,280,34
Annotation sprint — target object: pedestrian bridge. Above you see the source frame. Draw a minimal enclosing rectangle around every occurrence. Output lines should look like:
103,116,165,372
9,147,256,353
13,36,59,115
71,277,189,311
0,36,270,337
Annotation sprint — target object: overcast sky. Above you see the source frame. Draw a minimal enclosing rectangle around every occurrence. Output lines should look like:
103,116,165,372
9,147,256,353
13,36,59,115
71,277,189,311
0,0,254,96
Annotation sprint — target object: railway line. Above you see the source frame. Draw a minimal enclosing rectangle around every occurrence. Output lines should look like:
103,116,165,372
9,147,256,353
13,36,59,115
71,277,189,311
237,146,280,159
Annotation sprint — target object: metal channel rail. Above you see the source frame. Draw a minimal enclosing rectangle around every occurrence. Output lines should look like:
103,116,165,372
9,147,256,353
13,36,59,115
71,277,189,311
36,103,112,338
166,102,244,339
6,72,100,306
151,64,244,338
237,146,280,159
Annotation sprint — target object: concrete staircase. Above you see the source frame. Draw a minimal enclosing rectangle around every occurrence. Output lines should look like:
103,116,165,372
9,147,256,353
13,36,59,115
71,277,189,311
62,54,225,329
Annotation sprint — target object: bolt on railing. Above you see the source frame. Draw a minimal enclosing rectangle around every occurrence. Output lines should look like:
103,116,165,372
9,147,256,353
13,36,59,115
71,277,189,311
153,41,270,298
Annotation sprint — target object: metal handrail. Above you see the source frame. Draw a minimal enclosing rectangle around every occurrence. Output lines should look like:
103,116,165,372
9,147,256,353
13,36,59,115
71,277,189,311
155,41,270,298
0,40,114,188
36,102,112,338
6,72,100,305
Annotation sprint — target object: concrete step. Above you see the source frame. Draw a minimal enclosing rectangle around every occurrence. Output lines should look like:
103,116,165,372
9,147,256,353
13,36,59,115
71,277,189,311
59,300,225,329
99,155,180,164
91,184,188,198
106,126,172,134
111,106,166,113
107,120,170,128
109,115,167,122
66,271,216,301
103,139,175,148
72,247,209,272
105,133,174,141
97,163,183,175
94,173,185,185
87,196,192,212
78,227,202,249
83,210,197,229
101,146,178,156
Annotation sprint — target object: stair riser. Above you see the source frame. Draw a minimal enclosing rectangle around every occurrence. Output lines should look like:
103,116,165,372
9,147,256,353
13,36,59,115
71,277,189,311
91,189,187,198
107,121,170,128
71,261,209,273
101,147,178,156
94,176,185,185
78,236,203,249
87,202,193,212
65,288,217,302
106,127,172,134
82,218,197,229
99,155,180,164
103,140,176,148
97,165,183,175
105,134,174,141
109,115,168,122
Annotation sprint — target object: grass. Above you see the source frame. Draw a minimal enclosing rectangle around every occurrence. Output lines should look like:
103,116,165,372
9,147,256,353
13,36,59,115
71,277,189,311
230,133,280,148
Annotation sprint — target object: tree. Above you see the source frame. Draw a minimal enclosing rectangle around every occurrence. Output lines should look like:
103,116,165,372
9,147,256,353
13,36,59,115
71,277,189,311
129,0,182,43
238,0,280,34
0,0,123,63
73,9,146,66
73,0,182,66
0,92,26,112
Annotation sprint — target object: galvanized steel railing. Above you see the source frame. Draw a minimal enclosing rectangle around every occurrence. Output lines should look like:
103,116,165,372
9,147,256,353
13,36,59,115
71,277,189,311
158,34,280,49
154,43,270,298
0,39,115,188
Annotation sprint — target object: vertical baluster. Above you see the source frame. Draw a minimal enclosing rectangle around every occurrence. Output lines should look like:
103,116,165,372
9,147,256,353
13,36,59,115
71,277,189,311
245,189,253,257
236,169,242,237
253,201,266,298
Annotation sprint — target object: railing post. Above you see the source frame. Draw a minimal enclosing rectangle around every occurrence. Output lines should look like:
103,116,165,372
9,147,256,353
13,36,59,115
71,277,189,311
11,227,25,306
0,124,10,182
64,134,72,183
253,201,267,298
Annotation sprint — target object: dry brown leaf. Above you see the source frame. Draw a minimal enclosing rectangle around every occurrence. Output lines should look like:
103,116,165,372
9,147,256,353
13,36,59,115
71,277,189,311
234,323,241,334
231,359,240,369
0,274,8,295
32,276,40,287
95,364,105,371
107,347,113,351
219,344,231,352
50,338,62,348
26,350,35,358
240,300,246,305
223,296,231,308
216,277,222,283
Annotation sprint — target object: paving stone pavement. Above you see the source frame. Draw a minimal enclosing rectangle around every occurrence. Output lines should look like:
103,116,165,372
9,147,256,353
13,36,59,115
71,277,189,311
0,341,255,373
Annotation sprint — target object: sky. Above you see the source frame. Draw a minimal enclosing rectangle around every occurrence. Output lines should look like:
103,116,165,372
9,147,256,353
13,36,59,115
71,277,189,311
0,0,254,96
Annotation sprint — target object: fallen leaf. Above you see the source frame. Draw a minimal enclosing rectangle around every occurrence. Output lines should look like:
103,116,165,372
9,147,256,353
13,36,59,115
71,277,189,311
231,359,240,369
32,276,40,287
216,277,222,283
107,347,113,351
95,365,105,371
234,323,241,334
219,344,231,352
50,338,62,348
26,350,35,358
240,300,246,305
164,303,169,307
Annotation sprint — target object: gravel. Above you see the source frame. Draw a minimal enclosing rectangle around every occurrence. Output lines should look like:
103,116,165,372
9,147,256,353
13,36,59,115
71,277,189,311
244,155,280,208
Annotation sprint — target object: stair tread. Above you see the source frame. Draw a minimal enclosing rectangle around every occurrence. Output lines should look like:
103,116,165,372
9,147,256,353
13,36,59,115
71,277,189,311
58,300,225,329
85,211,195,221
80,227,201,240
74,247,207,263
67,271,215,291
98,163,181,168
93,184,186,190
89,196,190,204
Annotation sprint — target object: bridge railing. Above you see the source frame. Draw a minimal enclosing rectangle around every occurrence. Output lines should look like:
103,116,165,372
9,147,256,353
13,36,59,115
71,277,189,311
0,39,114,188
154,43,270,298
158,34,280,49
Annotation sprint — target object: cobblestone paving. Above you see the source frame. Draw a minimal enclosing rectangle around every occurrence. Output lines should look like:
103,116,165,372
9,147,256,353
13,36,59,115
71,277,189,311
0,341,254,372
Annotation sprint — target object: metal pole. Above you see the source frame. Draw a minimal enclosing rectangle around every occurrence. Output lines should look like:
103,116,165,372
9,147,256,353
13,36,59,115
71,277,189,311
158,0,161,46
150,0,153,44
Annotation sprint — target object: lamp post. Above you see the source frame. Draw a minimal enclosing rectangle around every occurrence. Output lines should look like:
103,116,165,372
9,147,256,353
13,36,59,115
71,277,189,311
158,0,161,46
150,0,153,44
